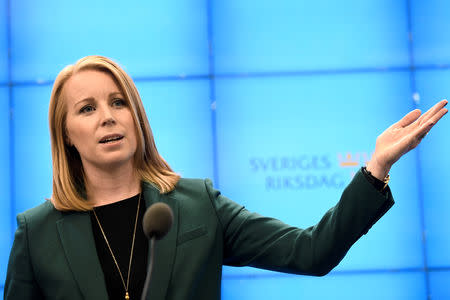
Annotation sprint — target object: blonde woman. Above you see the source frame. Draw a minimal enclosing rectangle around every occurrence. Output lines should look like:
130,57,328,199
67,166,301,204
4,56,448,300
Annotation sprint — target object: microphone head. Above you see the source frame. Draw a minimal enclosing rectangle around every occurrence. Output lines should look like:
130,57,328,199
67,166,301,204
142,202,174,240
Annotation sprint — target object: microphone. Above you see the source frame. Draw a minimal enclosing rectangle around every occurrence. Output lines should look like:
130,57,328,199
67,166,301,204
142,202,174,240
141,203,174,300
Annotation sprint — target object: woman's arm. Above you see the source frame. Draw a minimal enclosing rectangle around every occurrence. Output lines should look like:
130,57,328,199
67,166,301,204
207,169,393,276
209,100,447,276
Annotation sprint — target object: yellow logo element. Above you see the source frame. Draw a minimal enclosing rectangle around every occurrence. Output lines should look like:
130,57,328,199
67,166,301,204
338,152,370,168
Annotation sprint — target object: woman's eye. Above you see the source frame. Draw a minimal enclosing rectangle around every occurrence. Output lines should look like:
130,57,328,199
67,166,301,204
80,105,95,114
112,98,126,107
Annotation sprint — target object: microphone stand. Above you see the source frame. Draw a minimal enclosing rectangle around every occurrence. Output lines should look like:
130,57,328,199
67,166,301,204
141,237,155,300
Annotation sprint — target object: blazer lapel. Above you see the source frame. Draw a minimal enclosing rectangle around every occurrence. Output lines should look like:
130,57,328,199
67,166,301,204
142,182,179,300
56,212,109,300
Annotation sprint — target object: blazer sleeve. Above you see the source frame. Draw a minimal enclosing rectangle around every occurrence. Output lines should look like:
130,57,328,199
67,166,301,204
4,214,44,300
207,169,394,276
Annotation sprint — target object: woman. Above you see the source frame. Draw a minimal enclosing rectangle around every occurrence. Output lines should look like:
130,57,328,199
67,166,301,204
4,56,448,300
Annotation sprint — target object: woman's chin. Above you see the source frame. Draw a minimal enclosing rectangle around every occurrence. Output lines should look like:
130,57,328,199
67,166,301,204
84,154,135,171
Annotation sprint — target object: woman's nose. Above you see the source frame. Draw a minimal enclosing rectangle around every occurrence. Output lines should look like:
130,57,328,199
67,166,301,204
100,107,116,126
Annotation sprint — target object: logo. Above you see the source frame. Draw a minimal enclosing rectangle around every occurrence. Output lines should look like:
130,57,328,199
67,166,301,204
337,152,370,168
249,151,372,191
337,152,372,177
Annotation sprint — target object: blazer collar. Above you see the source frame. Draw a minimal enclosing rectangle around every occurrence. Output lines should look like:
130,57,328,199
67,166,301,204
56,182,179,300
56,212,109,300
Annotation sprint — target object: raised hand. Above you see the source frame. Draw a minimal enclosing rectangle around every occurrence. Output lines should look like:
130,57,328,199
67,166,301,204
366,100,448,180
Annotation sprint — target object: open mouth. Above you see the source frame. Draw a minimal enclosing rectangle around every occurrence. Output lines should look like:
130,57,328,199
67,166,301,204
99,136,124,144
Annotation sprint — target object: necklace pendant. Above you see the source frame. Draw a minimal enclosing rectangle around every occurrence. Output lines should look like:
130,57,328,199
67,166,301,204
125,291,130,300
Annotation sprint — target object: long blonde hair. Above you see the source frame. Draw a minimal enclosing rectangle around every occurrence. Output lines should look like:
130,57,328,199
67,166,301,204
49,55,180,211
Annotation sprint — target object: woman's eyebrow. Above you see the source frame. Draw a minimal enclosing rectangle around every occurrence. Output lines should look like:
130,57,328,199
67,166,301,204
74,97,94,107
74,92,123,107
109,92,123,97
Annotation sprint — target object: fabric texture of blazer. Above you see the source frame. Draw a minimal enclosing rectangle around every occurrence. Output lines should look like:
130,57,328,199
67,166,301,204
4,169,394,300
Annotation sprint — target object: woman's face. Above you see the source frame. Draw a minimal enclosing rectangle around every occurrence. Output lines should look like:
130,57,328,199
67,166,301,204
64,69,138,171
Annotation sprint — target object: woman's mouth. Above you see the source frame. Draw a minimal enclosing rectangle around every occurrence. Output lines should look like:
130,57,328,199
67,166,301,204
99,135,124,144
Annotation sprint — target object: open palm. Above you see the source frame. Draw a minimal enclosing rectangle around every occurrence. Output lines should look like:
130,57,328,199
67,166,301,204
367,100,448,180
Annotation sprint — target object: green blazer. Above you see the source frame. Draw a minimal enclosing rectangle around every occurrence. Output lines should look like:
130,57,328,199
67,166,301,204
4,170,393,300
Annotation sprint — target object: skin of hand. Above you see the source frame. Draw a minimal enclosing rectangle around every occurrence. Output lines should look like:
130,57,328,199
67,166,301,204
366,99,448,181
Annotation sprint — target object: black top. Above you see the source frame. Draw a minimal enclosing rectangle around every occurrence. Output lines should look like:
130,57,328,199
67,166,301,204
90,194,148,300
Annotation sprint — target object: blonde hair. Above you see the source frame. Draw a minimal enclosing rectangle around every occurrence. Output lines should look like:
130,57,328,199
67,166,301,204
49,55,180,211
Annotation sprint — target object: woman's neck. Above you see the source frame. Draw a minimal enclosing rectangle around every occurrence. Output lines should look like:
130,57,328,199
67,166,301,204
83,162,141,207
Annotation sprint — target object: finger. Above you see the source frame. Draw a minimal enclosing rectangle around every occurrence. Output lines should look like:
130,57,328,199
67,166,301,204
422,107,448,129
413,107,448,142
395,109,421,128
416,99,448,125
390,107,447,158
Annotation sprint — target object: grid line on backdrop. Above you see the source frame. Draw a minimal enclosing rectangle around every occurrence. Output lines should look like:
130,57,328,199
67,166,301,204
7,0,15,249
206,0,220,188
405,0,431,298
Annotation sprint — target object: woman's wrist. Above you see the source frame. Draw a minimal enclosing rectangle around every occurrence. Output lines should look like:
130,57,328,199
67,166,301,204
366,159,390,181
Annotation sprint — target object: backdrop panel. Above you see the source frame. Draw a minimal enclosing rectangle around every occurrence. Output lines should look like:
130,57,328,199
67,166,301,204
429,271,450,299
213,0,409,74
12,85,53,215
11,0,208,82
0,0,7,84
415,69,450,267
136,79,214,179
216,72,423,276
0,87,11,284
411,0,450,66
222,271,426,300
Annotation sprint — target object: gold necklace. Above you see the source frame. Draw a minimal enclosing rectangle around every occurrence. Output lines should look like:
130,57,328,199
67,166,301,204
92,193,141,300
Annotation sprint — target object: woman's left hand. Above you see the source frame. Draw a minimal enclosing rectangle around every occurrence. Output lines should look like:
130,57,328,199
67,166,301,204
366,99,448,180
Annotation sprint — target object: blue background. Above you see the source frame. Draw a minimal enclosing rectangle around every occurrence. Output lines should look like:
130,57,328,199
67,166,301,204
1,0,450,299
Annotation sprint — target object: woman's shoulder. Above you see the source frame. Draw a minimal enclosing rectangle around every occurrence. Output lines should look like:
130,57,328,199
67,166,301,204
145,177,217,205
17,200,63,227
141,177,213,196
172,177,217,197
177,177,211,188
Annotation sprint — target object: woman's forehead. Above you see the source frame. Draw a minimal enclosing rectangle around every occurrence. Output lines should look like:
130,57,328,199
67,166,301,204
63,69,122,104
